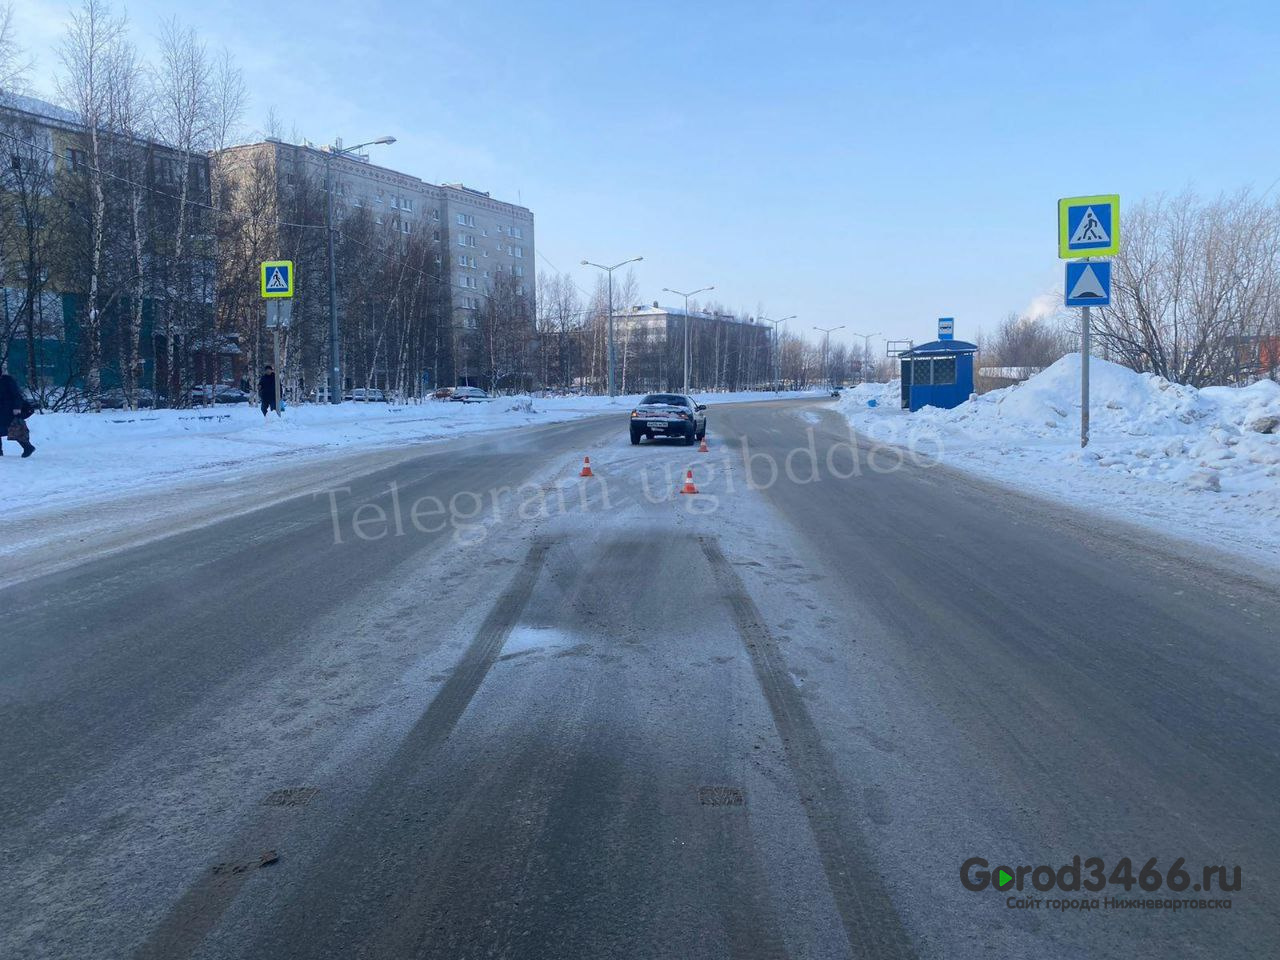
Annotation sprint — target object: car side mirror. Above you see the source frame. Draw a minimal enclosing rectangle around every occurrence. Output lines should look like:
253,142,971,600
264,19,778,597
696,404,706,412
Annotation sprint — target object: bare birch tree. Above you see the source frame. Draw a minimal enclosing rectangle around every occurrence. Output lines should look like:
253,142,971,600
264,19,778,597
57,0,129,405
1095,190,1280,386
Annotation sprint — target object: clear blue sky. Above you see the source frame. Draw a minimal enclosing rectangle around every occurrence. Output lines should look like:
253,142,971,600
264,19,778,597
13,0,1280,350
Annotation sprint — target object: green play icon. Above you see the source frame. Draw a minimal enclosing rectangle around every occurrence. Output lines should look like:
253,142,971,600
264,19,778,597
996,869,1014,889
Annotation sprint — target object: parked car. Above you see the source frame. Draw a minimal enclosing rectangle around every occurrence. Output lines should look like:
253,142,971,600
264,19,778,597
348,388,389,402
98,388,157,409
449,387,490,402
191,384,252,405
432,386,455,400
629,393,707,445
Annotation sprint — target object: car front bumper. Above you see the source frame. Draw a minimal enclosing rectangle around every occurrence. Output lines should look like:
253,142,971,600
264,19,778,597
631,419,695,438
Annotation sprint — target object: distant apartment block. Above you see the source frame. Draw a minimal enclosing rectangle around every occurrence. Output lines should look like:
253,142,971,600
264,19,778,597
215,139,534,382
609,303,773,392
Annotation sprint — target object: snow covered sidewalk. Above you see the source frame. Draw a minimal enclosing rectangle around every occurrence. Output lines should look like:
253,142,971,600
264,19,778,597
837,356,1280,569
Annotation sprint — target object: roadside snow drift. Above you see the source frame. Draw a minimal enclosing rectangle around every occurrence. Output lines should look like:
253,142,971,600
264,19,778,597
839,355,1280,566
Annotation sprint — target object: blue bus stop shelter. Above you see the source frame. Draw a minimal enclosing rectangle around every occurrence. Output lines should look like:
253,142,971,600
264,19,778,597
899,339,978,411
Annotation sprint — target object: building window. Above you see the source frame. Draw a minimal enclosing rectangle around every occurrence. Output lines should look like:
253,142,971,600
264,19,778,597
402,198,413,213
519,284,527,296
510,226,523,239
65,147,87,169
353,195,364,207
375,215,384,225
402,221,412,235
513,265,524,278
432,229,441,241
432,208,440,221
375,190,384,204
513,246,523,258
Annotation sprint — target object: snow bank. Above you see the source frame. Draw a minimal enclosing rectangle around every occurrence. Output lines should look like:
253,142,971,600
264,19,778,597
838,356,1280,567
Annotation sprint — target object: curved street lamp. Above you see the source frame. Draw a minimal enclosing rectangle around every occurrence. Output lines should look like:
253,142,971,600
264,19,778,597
581,256,643,397
662,285,714,392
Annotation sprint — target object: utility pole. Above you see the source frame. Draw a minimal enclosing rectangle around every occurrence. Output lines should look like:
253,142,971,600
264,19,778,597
324,135,396,403
849,331,880,383
814,324,845,389
582,256,643,397
762,315,795,392
662,284,713,393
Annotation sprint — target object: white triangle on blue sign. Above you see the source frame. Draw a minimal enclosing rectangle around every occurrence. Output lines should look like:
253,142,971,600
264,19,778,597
1070,207,1110,245
1069,264,1107,300
267,267,288,290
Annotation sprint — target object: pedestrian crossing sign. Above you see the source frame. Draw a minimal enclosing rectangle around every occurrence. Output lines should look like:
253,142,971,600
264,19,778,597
260,260,294,298
1059,195,1119,258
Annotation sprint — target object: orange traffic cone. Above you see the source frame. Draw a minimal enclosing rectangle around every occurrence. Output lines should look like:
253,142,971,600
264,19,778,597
579,456,594,478
698,436,709,453
679,469,699,495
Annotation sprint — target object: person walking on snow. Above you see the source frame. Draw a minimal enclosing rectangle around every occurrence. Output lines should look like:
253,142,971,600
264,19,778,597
0,369,35,457
258,365,278,417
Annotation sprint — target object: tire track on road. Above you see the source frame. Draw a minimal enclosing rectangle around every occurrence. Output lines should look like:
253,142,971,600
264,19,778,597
699,535,916,960
132,537,553,960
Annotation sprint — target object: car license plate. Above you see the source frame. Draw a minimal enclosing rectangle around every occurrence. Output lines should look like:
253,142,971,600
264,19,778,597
648,420,666,430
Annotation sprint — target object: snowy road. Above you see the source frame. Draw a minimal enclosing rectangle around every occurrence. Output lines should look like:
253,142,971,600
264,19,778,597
2,398,1277,959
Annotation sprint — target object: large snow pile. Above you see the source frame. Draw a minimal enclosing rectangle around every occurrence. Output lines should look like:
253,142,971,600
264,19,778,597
839,355,1280,565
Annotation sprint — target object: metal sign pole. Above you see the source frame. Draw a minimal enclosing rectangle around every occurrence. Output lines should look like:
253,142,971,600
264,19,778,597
273,325,282,416
1081,304,1091,448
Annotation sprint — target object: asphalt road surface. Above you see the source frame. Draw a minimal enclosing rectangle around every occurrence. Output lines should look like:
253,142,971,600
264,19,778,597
3,398,1277,959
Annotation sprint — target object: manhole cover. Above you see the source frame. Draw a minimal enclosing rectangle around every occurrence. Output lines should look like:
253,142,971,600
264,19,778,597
698,785,745,806
262,787,319,807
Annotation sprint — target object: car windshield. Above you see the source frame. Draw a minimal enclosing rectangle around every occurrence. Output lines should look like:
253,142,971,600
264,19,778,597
639,394,687,406
10,6,1275,960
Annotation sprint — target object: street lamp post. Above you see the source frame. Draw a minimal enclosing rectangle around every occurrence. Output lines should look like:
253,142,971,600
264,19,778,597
814,324,845,389
581,256,643,397
662,285,713,393
762,315,795,391
324,135,396,403
849,331,880,383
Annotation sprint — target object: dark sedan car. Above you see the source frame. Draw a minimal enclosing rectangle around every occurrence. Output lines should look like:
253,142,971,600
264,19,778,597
629,393,707,445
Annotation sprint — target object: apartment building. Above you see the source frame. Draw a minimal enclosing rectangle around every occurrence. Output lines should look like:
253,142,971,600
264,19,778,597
0,94,218,396
215,139,534,384
609,304,773,392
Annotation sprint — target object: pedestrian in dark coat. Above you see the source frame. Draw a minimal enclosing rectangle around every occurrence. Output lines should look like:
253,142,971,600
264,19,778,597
258,365,278,417
0,371,35,457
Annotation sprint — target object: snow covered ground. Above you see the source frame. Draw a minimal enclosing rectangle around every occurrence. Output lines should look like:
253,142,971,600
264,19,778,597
837,355,1280,568
8,390,816,517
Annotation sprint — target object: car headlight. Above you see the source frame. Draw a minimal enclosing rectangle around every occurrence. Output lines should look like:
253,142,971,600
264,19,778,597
631,410,639,418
